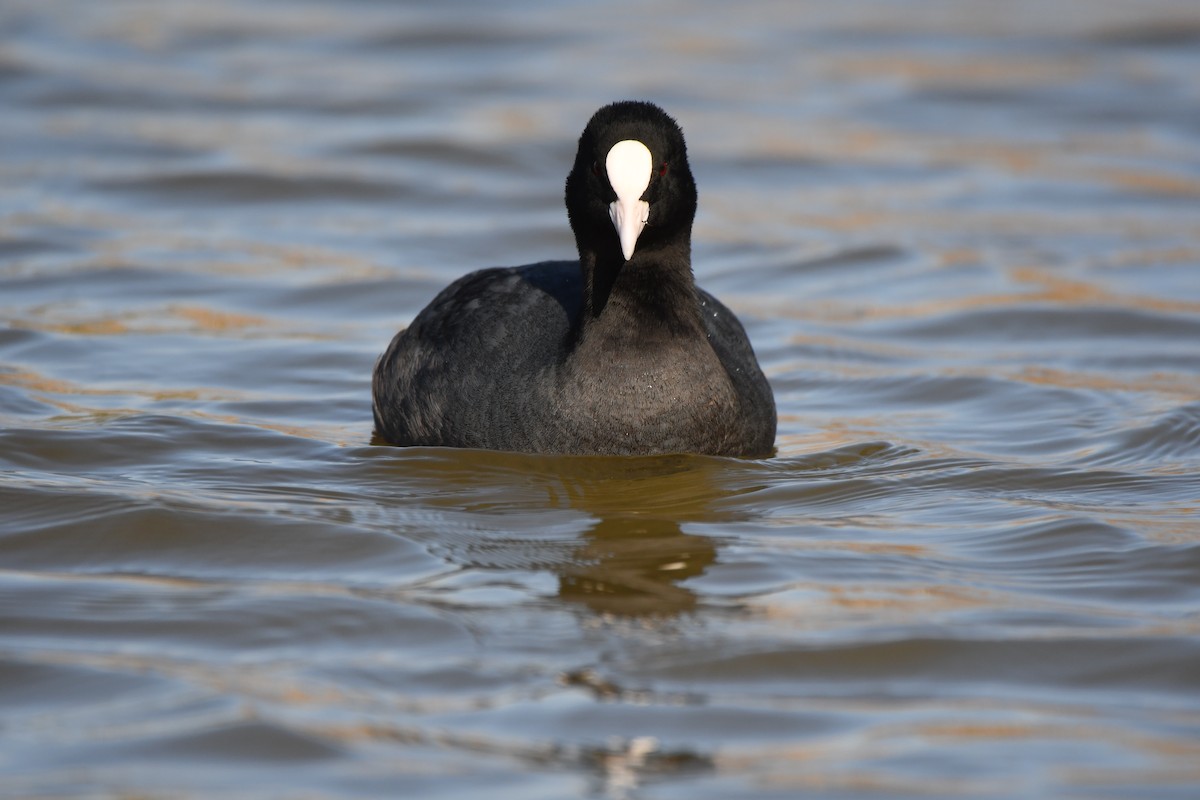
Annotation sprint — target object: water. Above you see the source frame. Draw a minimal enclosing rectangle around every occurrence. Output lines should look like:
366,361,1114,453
2,0,1199,796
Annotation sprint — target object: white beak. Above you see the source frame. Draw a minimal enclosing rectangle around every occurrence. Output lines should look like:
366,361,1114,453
605,139,652,261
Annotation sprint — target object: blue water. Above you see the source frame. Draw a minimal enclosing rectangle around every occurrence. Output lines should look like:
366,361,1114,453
2,1,1199,797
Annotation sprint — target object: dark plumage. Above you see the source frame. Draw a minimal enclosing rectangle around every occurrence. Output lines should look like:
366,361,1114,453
372,101,776,456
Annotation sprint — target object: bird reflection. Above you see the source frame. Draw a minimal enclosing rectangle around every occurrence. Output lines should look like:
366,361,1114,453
530,454,732,618
556,514,717,617
374,447,747,620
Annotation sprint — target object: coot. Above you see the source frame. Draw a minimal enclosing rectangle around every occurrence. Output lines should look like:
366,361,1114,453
372,101,776,456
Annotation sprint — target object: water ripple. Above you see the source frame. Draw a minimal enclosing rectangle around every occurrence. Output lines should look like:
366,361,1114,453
2,0,1199,796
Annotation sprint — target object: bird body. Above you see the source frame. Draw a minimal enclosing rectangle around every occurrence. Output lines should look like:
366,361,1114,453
372,102,776,457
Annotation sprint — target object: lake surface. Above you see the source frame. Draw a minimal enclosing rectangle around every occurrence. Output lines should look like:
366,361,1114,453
2,1,1199,797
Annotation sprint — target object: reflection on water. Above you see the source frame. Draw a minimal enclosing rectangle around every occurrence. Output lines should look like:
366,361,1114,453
3,0,1200,797
367,450,729,616
536,458,728,618
557,518,716,617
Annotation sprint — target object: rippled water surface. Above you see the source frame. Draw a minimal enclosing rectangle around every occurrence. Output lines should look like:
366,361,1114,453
3,1,1200,797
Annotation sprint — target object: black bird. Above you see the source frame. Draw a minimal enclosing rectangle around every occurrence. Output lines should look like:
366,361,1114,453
372,101,776,457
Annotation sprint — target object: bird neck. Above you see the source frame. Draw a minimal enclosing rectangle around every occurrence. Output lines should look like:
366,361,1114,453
577,236,703,341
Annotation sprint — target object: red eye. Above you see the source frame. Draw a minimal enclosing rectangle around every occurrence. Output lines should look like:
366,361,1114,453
659,162,669,176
